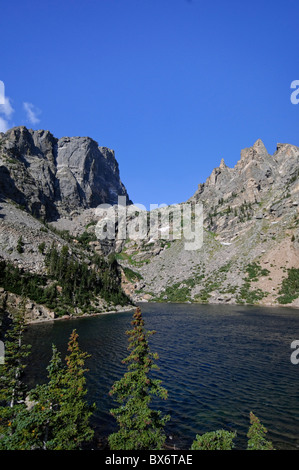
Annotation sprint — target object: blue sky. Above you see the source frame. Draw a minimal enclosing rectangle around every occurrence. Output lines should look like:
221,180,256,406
0,0,299,209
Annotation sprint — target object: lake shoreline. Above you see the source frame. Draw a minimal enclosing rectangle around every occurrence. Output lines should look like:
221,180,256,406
26,304,136,325
25,298,299,325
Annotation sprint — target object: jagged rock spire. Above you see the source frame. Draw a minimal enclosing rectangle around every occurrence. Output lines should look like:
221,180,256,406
253,139,268,156
219,158,226,170
240,139,269,163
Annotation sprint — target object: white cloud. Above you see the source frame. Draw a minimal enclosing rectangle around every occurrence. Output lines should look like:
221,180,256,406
23,102,41,125
1,96,14,118
0,96,14,132
0,97,42,132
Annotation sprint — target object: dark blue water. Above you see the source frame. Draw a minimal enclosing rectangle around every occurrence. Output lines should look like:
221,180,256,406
23,303,299,450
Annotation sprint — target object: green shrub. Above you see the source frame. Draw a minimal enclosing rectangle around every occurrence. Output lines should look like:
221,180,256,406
16,236,24,254
122,267,143,282
246,262,270,280
277,268,299,304
191,430,236,450
38,242,46,254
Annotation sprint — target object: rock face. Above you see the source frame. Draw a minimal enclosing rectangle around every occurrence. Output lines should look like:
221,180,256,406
191,139,298,207
111,139,299,308
0,126,131,220
0,126,133,323
0,289,56,323
187,139,299,239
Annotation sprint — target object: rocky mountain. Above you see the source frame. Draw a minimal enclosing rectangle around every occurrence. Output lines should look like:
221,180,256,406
0,126,133,323
107,139,299,309
0,126,131,221
0,128,298,322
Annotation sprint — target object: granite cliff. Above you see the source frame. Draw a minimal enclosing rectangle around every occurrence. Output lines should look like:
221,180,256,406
0,126,131,221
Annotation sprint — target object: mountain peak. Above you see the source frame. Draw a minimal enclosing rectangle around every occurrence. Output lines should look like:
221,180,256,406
240,139,269,164
219,158,226,169
253,138,268,154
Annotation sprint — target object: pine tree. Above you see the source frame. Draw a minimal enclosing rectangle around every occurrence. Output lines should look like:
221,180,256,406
22,344,66,450
108,307,170,450
46,330,95,450
0,303,31,449
1,330,94,450
0,346,63,450
0,305,30,407
247,412,275,450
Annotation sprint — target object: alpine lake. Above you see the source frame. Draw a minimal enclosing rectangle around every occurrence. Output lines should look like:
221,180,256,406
23,302,299,450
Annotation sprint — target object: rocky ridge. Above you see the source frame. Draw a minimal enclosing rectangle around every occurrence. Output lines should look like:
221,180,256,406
108,139,299,308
